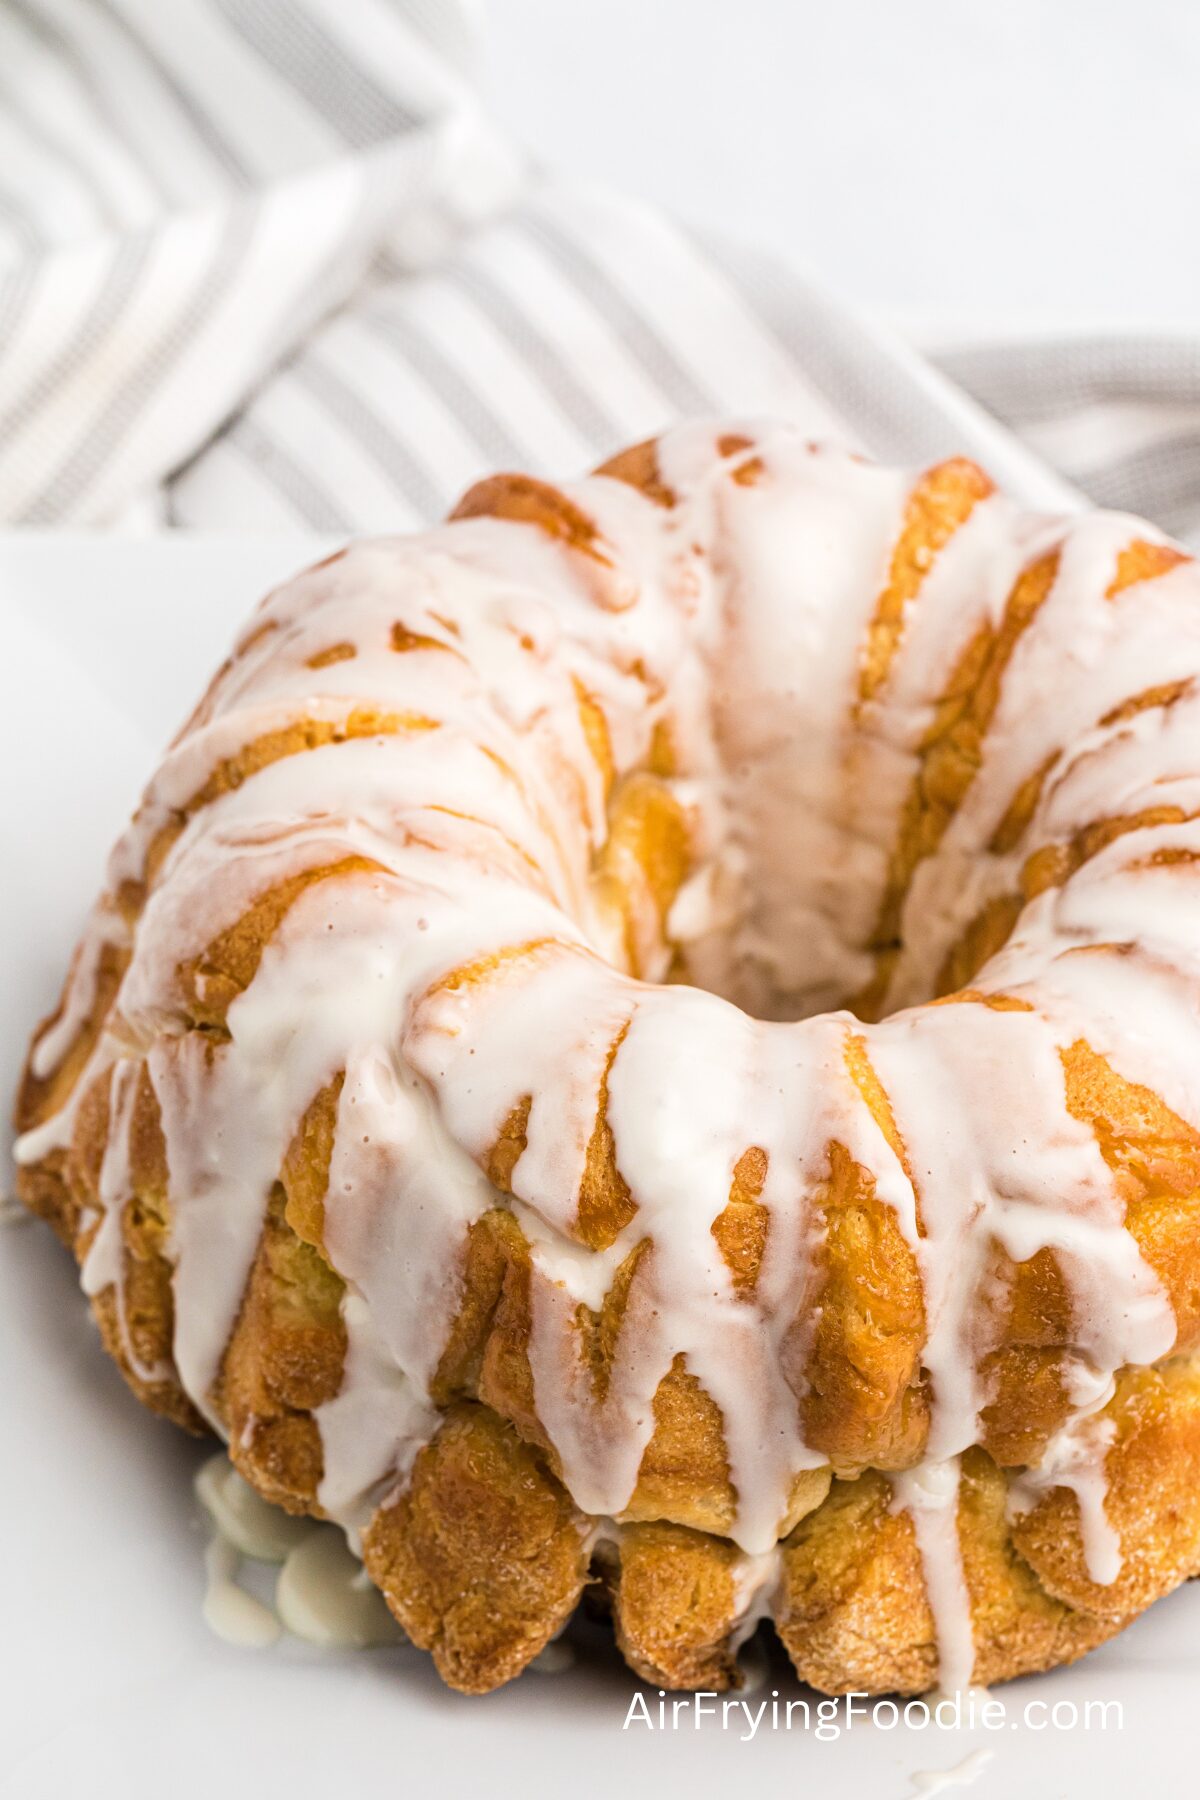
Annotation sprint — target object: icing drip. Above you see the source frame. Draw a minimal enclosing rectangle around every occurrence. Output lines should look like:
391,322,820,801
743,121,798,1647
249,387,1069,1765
275,1530,403,1649
195,1452,312,1562
908,1750,995,1798
866,1003,1174,1465
202,1533,281,1650
313,1291,437,1541
527,1635,576,1675
891,1460,975,1697
79,1059,172,1386
729,1547,782,1652
196,1453,403,1651
29,901,131,1080
17,421,1195,1690
1007,1371,1121,1585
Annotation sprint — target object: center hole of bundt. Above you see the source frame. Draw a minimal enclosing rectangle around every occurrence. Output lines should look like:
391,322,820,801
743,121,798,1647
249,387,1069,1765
663,785,947,1030
660,688,997,1028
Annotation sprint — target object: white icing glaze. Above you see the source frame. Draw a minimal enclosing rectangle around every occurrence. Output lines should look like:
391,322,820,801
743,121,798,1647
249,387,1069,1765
908,1749,995,1798
275,1528,404,1649
196,1452,404,1650
891,1460,975,1697
527,1634,576,1675
28,901,131,1081
1007,1375,1121,1585
195,1451,312,1562
729,1547,782,1651
79,1059,172,1386
201,1533,281,1650
18,420,1195,1689
313,1291,437,1542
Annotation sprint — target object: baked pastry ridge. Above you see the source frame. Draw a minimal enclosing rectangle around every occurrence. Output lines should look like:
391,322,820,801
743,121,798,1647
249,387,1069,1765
15,420,1200,1694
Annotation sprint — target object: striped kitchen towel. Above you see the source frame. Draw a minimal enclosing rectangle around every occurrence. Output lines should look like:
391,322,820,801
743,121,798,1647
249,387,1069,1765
0,0,1194,538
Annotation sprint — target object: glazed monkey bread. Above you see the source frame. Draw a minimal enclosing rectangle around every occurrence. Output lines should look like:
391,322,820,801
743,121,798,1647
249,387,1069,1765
16,420,1200,1697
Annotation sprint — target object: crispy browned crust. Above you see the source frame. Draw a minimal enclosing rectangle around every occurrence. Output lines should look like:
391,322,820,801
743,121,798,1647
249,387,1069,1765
14,443,1200,1694
361,1404,589,1693
778,1358,1200,1693
606,1522,743,1690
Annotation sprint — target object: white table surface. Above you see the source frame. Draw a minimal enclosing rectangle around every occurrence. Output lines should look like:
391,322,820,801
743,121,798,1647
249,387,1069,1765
485,0,1200,332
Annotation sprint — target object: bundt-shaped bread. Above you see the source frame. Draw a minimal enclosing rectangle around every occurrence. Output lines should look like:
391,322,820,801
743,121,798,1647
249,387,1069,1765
16,420,1200,1694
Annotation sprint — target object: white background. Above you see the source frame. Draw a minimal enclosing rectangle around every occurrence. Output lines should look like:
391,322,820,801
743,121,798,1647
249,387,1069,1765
485,0,1200,331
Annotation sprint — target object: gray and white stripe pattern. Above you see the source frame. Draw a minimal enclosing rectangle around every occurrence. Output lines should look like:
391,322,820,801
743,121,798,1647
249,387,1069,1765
0,1,1195,538
169,183,1084,532
0,0,519,527
932,333,1200,543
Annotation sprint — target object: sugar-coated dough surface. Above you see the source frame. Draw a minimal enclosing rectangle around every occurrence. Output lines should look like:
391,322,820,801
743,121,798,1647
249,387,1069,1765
16,421,1200,1694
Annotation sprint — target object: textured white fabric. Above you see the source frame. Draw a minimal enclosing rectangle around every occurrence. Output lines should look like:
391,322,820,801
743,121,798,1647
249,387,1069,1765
0,0,1190,536
0,0,520,527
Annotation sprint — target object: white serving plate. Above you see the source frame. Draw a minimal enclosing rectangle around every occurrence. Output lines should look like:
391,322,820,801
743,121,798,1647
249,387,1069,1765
1,533,1196,1800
